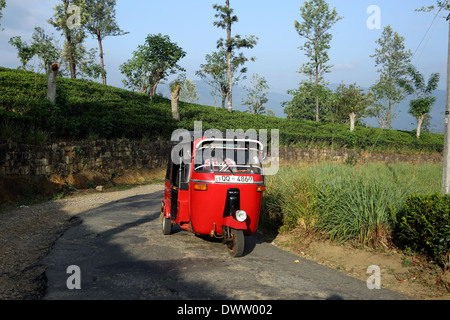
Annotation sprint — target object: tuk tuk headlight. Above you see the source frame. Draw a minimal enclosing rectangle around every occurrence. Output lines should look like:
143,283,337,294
235,210,247,222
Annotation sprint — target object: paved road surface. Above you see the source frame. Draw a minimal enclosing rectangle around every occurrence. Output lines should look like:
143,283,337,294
40,187,406,300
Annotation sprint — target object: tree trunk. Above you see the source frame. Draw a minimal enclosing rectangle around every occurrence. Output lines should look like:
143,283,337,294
315,63,319,123
97,32,106,85
149,69,163,100
150,80,160,100
226,0,233,113
388,99,392,130
64,0,76,79
47,63,60,104
417,114,426,139
221,95,227,109
349,112,356,132
171,84,181,121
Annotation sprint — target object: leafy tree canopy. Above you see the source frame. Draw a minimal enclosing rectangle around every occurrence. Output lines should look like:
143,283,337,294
120,33,186,99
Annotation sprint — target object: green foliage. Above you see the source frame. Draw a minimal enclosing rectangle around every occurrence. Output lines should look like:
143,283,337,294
395,194,450,269
0,0,6,28
283,81,332,121
295,0,343,80
212,0,258,112
242,73,269,115
8,36,36,71
0,67,176,142
84,0,128,39
31,27,61,74
196,48,251,109
398,64,440,120
294,0,342,122
332,82,371,123
0,67,445,153
179,78,199,103
83,0,129,84
369,25,412,129
120,33,186,98
48,0,89,78
261,163,443,248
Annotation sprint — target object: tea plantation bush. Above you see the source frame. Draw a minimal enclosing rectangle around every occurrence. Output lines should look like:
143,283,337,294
395,194,450,269
0,67,177,141
0,67,445,153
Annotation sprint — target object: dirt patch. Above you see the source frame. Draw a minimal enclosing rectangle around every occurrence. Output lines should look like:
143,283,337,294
0,168,166,205
272,227,450,300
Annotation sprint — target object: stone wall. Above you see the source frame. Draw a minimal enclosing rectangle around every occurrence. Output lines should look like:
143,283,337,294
278,147,443,165
0,140,170,203
0,140,443,203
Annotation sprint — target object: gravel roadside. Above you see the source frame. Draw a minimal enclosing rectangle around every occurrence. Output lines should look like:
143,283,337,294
0,184,164,300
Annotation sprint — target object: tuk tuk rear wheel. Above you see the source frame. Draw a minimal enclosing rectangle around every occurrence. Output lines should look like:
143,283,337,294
162,216,172,235
227,229,245,257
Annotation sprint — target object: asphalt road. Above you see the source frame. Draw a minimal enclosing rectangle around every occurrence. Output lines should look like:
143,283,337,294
40,187,407,300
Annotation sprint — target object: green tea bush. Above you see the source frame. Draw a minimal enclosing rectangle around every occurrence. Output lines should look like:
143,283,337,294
395,194,450,269
0,67,445,152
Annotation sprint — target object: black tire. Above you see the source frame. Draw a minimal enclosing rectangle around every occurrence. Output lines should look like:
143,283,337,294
227,229,245,257
162,215,172,235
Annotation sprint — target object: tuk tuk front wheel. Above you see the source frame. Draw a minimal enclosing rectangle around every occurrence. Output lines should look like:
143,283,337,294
226,229,245,258
162,215,172,235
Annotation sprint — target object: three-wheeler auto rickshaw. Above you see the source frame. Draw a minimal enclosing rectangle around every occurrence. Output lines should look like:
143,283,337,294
160,131,266,257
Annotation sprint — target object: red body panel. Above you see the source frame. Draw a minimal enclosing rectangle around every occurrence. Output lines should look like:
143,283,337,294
163,136,264,237
189,178,262,236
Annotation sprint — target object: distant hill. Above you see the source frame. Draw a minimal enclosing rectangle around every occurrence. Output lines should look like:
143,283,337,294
156,80,289,118
157,80,447,134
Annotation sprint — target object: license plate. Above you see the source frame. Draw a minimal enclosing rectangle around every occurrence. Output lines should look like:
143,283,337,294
215,175,254,184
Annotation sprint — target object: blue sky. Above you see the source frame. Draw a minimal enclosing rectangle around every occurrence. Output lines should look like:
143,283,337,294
0,0,448,94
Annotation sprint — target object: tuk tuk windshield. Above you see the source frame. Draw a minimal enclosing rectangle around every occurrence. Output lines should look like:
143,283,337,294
194,140,263,174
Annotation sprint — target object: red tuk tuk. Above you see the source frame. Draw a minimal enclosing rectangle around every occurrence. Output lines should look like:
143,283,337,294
160,131,266,257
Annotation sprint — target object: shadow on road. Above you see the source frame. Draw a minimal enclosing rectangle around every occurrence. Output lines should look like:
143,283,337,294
41,190,233,300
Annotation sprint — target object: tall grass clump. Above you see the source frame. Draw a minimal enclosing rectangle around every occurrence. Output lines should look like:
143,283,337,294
314,164,415,247
261,165,317,232
261,162,442,248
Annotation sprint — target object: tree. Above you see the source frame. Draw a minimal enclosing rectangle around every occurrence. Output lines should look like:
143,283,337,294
294,0,342,122
47,63,61,104
48,0,89,78
83,0,128,85
370,25,412,129
398,65,440,138
266,109,276,117
77,46,104,80
170,75,185,121
416,1,450,14
0,0,6,29
196,49,251,109
333,82,371,132
180,78,200,103
242,73,269,115
8,36,36,70
213,0,258,113
120,33,186,99
31,27,61,77
282,80,332,121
